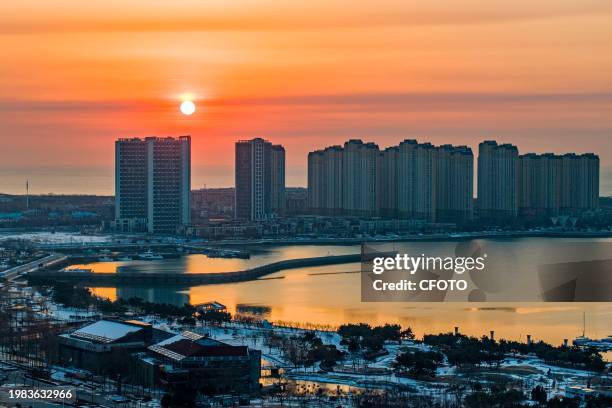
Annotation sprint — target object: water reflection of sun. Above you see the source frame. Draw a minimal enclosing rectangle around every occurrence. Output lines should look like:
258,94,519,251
89,287,117,302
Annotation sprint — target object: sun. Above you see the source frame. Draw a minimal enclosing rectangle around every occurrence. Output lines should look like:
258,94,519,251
180,100,196,115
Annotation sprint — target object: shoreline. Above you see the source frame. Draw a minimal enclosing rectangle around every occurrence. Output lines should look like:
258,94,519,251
2,228,611,250
215,230,612,247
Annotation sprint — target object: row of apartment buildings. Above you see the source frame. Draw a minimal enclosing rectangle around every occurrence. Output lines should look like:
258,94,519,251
308,140,474,222
479,141,599,219
308,139,599,222
113,136,599,234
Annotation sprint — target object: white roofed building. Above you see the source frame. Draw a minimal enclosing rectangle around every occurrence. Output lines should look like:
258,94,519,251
57,319,172,374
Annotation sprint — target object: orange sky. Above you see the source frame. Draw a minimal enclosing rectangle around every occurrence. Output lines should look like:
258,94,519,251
1,1,612,194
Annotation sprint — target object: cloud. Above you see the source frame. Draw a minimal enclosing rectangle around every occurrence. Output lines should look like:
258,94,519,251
0,100,140,112
3,91,611,113
208,92,612,109
3,1,612,34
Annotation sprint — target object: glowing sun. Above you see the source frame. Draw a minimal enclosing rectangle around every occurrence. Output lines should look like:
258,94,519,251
180,100,196,115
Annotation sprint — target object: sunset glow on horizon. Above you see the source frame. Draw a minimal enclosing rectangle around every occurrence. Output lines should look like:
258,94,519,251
2,1,612,194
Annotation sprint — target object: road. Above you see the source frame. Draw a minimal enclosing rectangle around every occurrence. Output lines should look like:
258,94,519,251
0,364,149,407
1,254,67,282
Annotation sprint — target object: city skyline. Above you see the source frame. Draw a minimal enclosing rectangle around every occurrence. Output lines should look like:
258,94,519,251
2,3,612,405
2,2,612,195
0,136,606,199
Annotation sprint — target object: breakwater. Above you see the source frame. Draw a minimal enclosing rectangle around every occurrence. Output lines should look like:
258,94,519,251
27,253,362,286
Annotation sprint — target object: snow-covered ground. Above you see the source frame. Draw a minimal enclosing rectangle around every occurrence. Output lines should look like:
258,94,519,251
0,231,112,245
44,303,101,322
7,283,609,404
180,321,608,402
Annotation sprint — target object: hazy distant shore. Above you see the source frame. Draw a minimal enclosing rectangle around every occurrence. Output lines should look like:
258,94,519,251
211,230,612,247
1,228,612,247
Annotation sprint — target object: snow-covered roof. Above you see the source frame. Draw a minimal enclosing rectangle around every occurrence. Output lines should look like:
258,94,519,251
154,332,222,348
71,320,143,344
148,332,234,361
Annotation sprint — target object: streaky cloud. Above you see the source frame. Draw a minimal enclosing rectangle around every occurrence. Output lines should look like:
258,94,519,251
3,1,612,34
2,92,612,113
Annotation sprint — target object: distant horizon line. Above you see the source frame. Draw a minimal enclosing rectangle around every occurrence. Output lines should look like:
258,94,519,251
0,186,302,198
2,189,612,199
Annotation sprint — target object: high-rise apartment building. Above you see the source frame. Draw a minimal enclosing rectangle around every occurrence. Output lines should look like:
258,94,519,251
435,145,474,222
560,153,599,213
394,140,437,221
115,136,191,234
307,145,343,216
477,141,519,220
378,146,398,218
235,138,285,221
518,153,562,216
270,145,286,216
342,140,379,217
308,140,379,217
114,138,148,232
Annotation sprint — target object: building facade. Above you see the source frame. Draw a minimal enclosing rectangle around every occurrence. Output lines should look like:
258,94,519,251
307,145,343,216
560,153,599,213
378,146,398,218
114,138,148,231
191,188,235,221
235,138,285,221
435,145,474,222
477,140,519,220
519,153,562,216
395,140,437,221
285,187,307,215
270,144,286,216
115,136,191,234
342,140,379,217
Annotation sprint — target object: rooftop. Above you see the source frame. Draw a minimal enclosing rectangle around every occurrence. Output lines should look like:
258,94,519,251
70,320,145,344
195,301,227,310
148,331,248,362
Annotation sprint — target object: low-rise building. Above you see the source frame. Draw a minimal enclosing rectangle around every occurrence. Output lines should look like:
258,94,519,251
137,331,261,395
57,320,172,374
565,385,612,400
195,301,227,313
